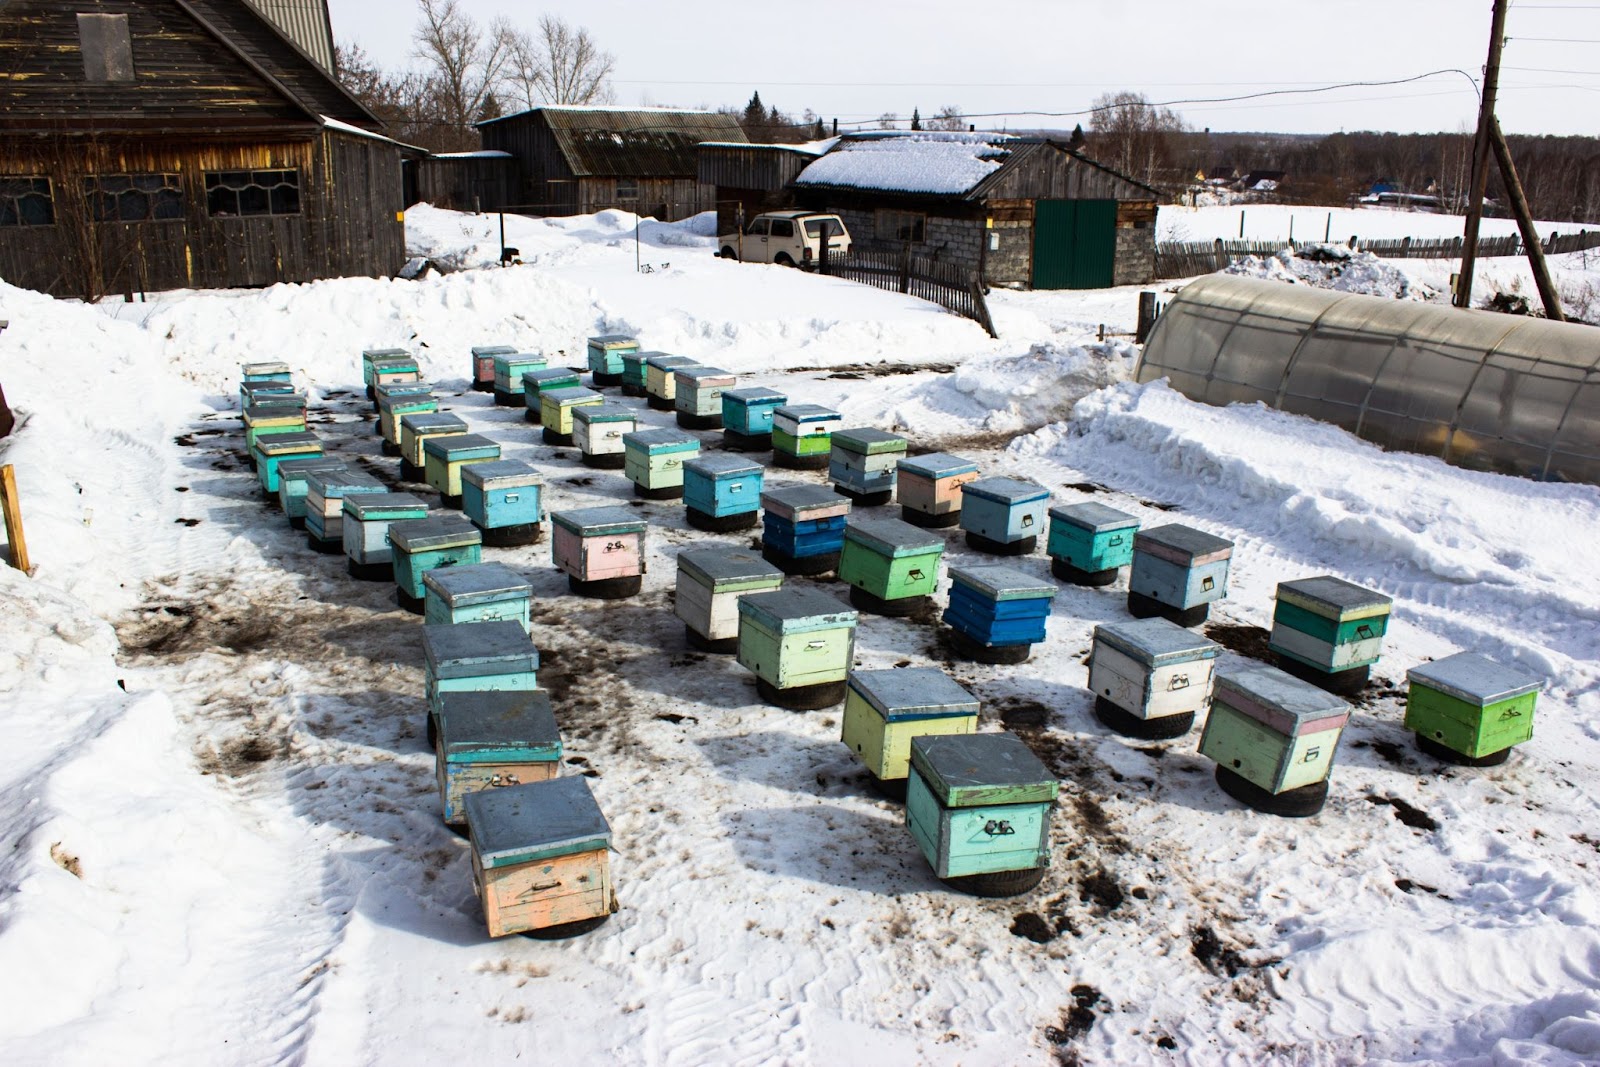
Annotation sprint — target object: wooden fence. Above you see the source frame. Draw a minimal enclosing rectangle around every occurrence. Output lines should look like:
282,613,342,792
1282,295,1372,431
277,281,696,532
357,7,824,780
822,248,997,337
1153,229,1600,280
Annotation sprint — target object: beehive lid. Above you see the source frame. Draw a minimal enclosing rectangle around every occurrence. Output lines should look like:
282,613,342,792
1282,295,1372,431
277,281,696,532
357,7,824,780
1277,576,1392,621
775,404,839,423
849,668,978,722
962,477,1049,506
423,433,501,462
460,459,542,492
369,356,418,372
423,561,530,605
833,428,908,456
494,351,544,368
760,484,851,518
241,360,291,377
573,403,636,425
255,432,321,456
1135,524,1234,566
471,344,518,357
624,428,699,453
1215,666,1351,734
544,386,602,407
422,620,538,677
388,516,481,552
307,469,385,496
620,351,648,368
1095,618,1220,667
241,384,298,402
362,347,410,361
843,516,943,557
400,412,468,435
897,451,978,479
678,545,782,589
724,386,786,405
276,457,348,482
378,392,437,413
588,334,637,349
948,564,1056,602
1407,652,1542,707
551,506,647,537
375,380,434,399
676,365,735,384
439,690,560,762
525,367,581,387
466,777,611,869
910,733,1058,807
737,587,857,634
243,405,307,425
1049,501,1139,533
342,492,428,520
644,353,696,370
686,454,763,479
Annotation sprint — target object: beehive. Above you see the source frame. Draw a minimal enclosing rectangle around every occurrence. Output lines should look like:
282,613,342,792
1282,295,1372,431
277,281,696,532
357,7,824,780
1090,619,1220,740
367,355,421,404
361,347,410,397
275,457,348,528
492,352,547,406
304,470,387,551
673,366,737,429
959,477,1049,556
424,561,533,630
422,620,539,745
759,484,852,575
623,428,700,499
551,507,647,598
841,669,978,795
1047,502,1139,586
341,492,429,581
619,351,650,396
1405,652,1541,765
471,344,517,392
540,386,604,445
252,431,322,497
1199,665,1351,816
587,334,639,384
436,690,561,826
675,545,784,652
1128,524,1234,627
461,460,544,547
737,587,858,709
399,411,468,482
644,353,697,410
423,433,501,506
239,361,291,405
906,733,1057,894
771,404,842,470
389,516,483,611
572,404,637,469
896,452,978,528
721,387,787,450
377,388,438,454
683,454,763,532
1269,576,1392,693
838,516,945,616
465,777,616,939
521,368,582,424
242,405,306,454
239,382,299,415
943,564,1056,665
830,429,909,504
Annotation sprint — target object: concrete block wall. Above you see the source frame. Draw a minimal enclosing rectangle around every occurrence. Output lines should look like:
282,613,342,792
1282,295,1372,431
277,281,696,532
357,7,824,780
1114,225,1156,286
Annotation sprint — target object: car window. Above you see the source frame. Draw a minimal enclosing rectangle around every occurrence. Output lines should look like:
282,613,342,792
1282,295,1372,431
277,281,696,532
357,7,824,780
769,219,795,238
804,218,840,238
744,218,768,236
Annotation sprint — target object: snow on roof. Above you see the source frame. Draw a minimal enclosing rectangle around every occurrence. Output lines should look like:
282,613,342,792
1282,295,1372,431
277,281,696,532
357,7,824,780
699,139,837,156
794,132,1016,196
430,150,514,160
319,115,424,153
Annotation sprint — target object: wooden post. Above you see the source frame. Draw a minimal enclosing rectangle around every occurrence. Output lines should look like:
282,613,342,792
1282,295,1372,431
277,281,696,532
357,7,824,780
1455,0,1509,309
1136,291,1159,344
1,465,29,574
1490,119,1565,321
1214,238,1227,271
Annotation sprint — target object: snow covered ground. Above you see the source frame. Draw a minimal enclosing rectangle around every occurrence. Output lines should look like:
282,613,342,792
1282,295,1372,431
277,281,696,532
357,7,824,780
1158,203,1593,245
2,205,1599,1066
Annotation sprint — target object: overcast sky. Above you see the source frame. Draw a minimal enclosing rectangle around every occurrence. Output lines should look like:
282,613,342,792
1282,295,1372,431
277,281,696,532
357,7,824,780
327,0,1600,137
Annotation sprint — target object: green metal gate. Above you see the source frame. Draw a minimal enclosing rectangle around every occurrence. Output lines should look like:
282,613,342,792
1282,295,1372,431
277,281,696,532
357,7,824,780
1032,199,1117,289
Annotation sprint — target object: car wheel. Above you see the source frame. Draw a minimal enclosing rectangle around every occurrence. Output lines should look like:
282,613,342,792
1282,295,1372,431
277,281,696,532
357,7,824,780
775,253,796,267
719,246,737,260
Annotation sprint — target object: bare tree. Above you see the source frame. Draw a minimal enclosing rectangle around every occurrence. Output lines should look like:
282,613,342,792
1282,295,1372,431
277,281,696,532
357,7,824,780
506,15,615,109
1088,91,1188,187
412,0,515,149
926,105,966,132
876,112,899,130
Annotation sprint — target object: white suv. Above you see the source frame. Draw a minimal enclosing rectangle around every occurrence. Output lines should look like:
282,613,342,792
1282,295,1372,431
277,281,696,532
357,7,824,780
719,210,851,267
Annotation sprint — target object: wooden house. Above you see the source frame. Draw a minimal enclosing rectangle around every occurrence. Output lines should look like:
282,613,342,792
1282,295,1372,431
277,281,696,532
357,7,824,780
475,106,746,221
791,131,1158,290
697,140,830,237
0,0,406,299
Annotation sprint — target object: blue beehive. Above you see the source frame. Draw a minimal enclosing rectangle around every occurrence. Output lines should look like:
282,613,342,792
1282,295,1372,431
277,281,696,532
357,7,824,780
275,457,348,529
361,347,410,399
341,492,429,581
239,377,296,412
492,352,547,407
304,469,387,552
683,454,763,532
461,460,544,547
587,334,639,385
436,689,562,826
1047,502,1140,586
251,431,322,498
960,477,1049,556
422,620,539,747
1128,524,1234,628
721,387,786,450
943,564,1056,664
424,561,533,630
759,484,853,576
389,515,483,613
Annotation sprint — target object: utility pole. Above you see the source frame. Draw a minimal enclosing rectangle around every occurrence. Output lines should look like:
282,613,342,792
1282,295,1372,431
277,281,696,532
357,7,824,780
1491,119,1566,321
1455,0,1509,309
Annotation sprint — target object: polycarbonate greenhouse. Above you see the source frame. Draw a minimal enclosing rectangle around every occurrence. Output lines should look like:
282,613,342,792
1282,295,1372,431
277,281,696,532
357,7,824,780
1137,275,1600,484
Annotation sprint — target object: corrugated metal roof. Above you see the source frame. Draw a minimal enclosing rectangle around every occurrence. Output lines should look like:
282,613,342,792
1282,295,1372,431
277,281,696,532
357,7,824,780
243,0,335,73
487,108,748,178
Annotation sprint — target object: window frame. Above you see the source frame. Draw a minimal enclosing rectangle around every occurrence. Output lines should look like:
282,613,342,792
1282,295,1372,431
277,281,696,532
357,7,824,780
203,169,303,220
875,208,926,244
615,177,639,201
84,173,184,224
768,218,795,239
0,176,56,228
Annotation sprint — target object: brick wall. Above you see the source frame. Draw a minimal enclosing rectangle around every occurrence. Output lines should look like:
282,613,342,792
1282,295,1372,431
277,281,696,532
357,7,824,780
985,219,1032,288
1114,223,1156,286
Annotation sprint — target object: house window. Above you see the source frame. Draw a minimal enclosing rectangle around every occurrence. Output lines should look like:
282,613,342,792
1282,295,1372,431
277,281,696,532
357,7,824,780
615,178,639,201
875,209,925,243
0,177,54,227
78,13,135,83
205,170,301,217
85,174,183,222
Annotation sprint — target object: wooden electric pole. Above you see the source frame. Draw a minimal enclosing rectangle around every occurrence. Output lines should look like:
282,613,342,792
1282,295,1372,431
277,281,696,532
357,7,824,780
1455,0,1509,310
1491,119,1566,321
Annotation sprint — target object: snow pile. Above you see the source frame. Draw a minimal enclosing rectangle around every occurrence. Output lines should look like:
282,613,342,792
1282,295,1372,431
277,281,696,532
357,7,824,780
795,132,1014,195
1159,202,1577,243
1224,243,1434,300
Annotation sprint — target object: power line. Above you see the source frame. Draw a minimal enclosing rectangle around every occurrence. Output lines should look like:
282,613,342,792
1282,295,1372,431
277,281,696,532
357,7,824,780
1509,36,1600,41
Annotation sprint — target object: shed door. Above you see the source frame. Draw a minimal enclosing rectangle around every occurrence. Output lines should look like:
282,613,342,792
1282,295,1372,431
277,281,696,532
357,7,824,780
1033,200,1117,289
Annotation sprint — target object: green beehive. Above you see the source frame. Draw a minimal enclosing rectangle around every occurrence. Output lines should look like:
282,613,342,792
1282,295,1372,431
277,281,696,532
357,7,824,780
1405,652,1541,765
837,516,944,617
736,587,858,710
1269,576,1392,694
1199,665,1351,817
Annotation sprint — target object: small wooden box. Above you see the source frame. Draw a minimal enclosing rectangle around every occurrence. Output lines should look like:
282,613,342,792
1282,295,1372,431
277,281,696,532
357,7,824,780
959,477,1049,549
275,457,348,523
1130,524,1234,614
587,334,639,378
341,492,429,567
368,356,421,395
1199,666,1351,795
389,516,483,606
838,516,944,607
361,347,410,389
492,352,547,397
673,366,737,421
424,560,532,630
760,485,852,565
471,344,517,391
722,387,786,437
1090,619,1220,721
1270,576,1392,675
461,460,543,543
422,620,539,722
551,507,647,582
437,690,561,825
252,431,323,494
623,428,700,494
540,386,604,438
242,406,306,452
374,378,432,402
645,354,697,406
906,733,1057,880
772,404,842,460
842,668,978,784
737,587,858,693
896,452,978,522
619,351,649,391
1404,653,1541,760
830,429,908,499
572,404,637,459
304,470,387,547
1048,502,1139,580
522,368,582,423
683,454,763,520
675,545,784,646
378,390,438,447
465,777,616,938
240,360,291,389
399,412,468,469
944,564,1056,652
239,382,299,413
423,433,501,501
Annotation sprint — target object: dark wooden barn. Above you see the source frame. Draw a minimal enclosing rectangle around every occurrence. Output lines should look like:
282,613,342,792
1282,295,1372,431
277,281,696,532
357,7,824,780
476,106,747,221
792,133,1159,290
0,0,406,300
697,141,829,237
405,151,518,213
